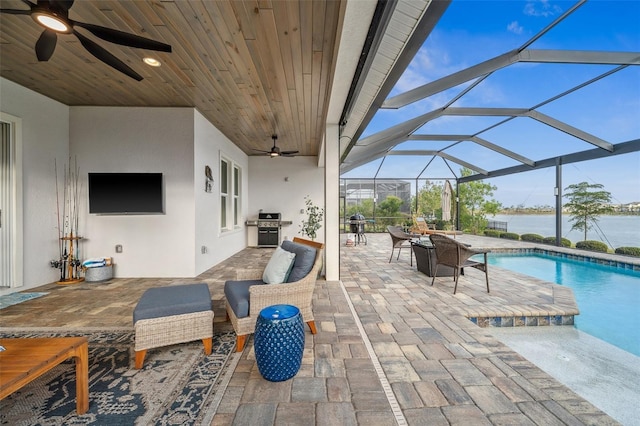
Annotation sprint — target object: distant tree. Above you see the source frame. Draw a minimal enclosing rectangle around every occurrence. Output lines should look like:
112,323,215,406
346,199,374,218
376,195,404,226
563,182,613,241
411,181,442,219
457,168,501,234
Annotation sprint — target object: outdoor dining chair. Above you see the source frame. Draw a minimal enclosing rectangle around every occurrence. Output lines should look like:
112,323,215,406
429,233,490,294
387,225,420,265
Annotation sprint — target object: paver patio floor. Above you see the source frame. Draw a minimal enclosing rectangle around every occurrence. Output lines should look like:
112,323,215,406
1,232,625,425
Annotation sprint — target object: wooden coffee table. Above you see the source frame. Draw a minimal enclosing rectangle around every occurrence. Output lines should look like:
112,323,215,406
0,337,89,414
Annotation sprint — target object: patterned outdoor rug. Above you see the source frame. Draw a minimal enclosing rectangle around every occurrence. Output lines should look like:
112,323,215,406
0,292,48,310
0,327,239,425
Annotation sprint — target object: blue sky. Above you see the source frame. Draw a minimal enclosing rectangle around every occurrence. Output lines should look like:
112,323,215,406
342,0,640,207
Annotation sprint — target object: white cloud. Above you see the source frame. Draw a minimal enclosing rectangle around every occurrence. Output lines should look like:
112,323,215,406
507,21,524,35
523,0,563,17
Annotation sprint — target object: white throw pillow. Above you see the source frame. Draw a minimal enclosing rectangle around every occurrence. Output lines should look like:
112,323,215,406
262,247,296,284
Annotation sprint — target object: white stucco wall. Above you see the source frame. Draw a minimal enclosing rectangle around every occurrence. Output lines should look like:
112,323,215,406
193,110,248,275
1,76,328,290
70,107,196,278
0,78,70,294
247,156,325,246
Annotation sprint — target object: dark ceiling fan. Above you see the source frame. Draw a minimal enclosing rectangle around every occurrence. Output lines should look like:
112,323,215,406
255,135,299,158
0,0,171,81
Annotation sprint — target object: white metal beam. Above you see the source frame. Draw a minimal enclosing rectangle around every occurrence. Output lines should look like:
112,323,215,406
520,50,640,65
408,134,535,166
383,49,640,109
471,137,535,166
383,50,519,109
445,108,614,151
526,111,614,152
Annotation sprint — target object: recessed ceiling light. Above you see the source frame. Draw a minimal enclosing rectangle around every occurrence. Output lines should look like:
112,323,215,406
143,57,161,67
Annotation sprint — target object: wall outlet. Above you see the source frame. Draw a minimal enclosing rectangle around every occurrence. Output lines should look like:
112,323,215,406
201,246,208,254
115,244,123,253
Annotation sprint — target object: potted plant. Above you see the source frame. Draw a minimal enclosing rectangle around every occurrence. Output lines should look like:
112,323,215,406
300,196,324,240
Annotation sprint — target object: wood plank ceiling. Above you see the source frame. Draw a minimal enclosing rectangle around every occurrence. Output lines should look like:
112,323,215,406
0,0,344,156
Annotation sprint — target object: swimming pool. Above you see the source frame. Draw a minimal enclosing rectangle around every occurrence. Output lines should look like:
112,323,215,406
486,252,640,357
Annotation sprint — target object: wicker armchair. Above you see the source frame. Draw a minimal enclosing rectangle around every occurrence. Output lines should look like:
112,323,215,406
429,233,490,294
387,225,420,264
225,237,324,352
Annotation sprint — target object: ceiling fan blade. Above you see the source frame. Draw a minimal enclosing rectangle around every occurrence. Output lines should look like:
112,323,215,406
73,30,143,81
35,29,57,61
0,8,31,14
49,0,74,12
73,21,171,52
281,151,299,155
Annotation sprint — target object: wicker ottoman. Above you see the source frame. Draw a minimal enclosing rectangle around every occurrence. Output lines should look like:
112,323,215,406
133,283,213,369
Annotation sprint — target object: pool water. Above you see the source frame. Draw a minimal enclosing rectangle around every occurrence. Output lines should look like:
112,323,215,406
486,253,640,357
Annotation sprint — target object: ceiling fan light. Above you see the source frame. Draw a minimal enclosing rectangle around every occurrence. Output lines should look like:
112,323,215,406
143,57,161,67
269,152,279,158
33,13,70,33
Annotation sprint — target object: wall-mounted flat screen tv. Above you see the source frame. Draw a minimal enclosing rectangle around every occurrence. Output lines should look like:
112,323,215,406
88,173,164,214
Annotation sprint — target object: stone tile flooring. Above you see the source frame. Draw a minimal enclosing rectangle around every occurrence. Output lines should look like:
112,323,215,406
0,233,622,425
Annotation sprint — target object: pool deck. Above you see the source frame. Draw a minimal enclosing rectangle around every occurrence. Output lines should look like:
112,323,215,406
2,233,637,424
384,234,583,329
217,233,631,425
332,233,635,425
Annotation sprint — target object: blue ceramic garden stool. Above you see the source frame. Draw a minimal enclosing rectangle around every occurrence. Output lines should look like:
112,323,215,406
254,304,305,382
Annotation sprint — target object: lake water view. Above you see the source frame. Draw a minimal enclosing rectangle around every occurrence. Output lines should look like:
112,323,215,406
491,214,640,249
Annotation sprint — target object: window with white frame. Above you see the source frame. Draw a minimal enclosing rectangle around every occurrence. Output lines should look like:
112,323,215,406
220,154,242,232
233,165,241,227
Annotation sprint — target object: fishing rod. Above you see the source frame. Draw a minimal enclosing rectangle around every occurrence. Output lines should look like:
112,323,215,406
72,158,81,278
54,159,63,280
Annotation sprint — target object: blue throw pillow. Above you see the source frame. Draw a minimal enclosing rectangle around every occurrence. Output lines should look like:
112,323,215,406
281,240,317,282
262,247,296,284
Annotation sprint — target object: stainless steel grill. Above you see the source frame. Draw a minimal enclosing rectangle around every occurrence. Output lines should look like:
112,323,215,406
349,213,367,245
257,213,281,247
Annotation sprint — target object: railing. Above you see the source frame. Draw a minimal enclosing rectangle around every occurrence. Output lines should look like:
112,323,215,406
487,220,508,232
341,216,411,233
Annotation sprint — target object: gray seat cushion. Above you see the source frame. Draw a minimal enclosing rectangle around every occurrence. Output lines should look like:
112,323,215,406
133,283,212,323
224,279,265,318
281,240,317,282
